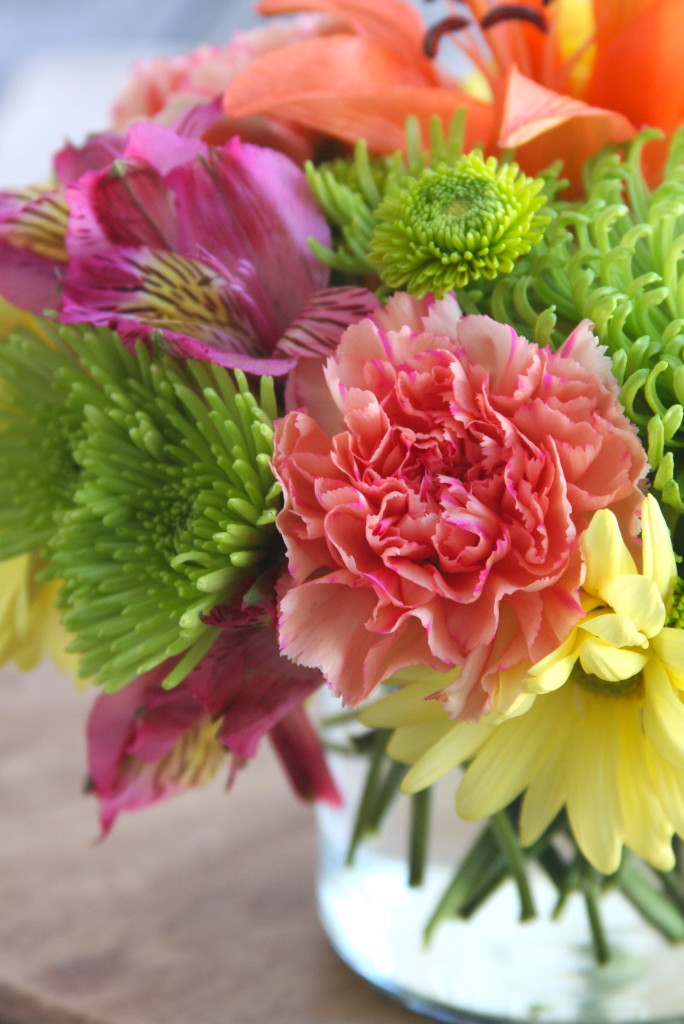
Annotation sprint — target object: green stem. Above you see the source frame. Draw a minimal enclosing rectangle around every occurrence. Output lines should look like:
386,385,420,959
490,810,536,921
657,868,684,916
424,824,504,943
368,760,407,833
582,883,611,965
408,789,431,888
619,858,684,943
458,863,508,918
345,729,391,865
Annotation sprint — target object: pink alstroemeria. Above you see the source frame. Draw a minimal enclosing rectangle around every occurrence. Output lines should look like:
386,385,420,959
0,133,126,314
59,121,377,376
87,667,215,835
86,580,338,833
0,190,66,314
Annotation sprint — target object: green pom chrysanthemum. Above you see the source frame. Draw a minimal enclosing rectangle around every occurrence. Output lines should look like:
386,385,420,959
368,152,550,297
305,113,552,294
0,323,282,692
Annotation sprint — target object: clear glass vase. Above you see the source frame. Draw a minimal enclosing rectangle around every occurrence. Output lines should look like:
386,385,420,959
315,711,684,1024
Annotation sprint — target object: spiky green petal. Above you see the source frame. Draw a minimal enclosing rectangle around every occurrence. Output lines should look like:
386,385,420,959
472,129,684,513
369,152,550,297
17,325,283,693
0,322,102,558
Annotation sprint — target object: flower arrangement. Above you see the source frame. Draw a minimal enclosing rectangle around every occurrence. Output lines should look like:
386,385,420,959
3,0,684,1016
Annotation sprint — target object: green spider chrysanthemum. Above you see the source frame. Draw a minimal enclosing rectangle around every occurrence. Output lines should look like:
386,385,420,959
0,323,94,559
0,323,282,692
369,152,550,298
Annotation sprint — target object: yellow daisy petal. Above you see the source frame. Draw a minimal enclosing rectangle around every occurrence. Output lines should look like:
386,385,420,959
457,701,552,820
519,690,572,845
359,678,448,728
618,705,675,871
641,494,677,605
578,636,648,681
565,695,623,875
645,743,684,836
601,575,665,640
401,720,491,794
652,627,684,681
387,720,453,765
643,660,684,770
0,553,77,677
578,610,648,650
525,629,579,693
581,508,637,598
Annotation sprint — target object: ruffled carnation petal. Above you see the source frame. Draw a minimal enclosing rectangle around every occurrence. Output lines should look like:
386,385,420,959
273,293,647,716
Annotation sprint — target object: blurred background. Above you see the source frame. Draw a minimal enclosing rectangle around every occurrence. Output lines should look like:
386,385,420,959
0,0,262,184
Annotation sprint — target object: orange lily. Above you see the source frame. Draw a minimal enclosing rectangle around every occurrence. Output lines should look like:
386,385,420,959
222,0,682,192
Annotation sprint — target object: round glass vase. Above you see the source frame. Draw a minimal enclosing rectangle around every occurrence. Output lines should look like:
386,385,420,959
315,711,684,1024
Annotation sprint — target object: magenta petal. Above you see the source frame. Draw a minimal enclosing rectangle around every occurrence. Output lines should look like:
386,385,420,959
60,122,333,370
54,132,126,184
169,96,225,139
0,186,67,312
0,241,61,313
60,246,299,374
186,618,323,760
123,120,204,174
168,135,330,325
86,660,209,834
279,285,381,418
66,165,178,253
276,285,381,360
269,705,341,805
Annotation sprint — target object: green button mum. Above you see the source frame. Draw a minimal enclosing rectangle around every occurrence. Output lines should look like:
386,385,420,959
369,152,550,298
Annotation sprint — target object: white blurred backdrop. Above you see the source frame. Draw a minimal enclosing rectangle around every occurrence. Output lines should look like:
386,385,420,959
0,0,261,184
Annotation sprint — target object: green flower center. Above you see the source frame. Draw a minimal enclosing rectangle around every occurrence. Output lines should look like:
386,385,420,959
413,172,500,240
574,665,644,700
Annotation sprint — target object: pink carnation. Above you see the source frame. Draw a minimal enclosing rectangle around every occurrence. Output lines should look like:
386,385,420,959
272,293,648,720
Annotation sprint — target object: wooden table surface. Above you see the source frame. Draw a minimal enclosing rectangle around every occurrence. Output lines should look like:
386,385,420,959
0,662,426,1024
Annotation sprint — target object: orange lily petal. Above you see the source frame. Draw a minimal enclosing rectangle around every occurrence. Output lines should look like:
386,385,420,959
257,0,441,84
587,0,684,134
499,65,635,147
591,0,658,42
498,66,635,193
223,35,493,154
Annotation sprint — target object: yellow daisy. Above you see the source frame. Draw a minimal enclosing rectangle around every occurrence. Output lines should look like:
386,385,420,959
362,496,684,874
0,552,79,678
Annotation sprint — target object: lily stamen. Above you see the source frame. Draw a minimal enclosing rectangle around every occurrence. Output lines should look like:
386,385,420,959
423,16,471,58
480,5,548,33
